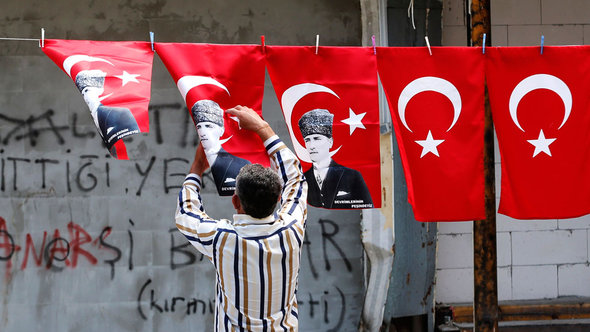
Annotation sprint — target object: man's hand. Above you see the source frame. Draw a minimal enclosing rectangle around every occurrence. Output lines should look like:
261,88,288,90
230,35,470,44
190,143,210,177
226,105,275,141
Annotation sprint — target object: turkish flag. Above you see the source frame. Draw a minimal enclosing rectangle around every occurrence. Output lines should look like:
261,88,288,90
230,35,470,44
266,46,381,209
156,43,269,196
377,47,485,221
43,39,154,160
487,46,590,219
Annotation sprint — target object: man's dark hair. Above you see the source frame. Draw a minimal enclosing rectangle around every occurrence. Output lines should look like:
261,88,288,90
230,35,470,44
236,164,282,218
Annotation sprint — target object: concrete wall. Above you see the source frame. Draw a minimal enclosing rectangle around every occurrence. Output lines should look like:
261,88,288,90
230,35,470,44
0,1,367,331
437,0,590,304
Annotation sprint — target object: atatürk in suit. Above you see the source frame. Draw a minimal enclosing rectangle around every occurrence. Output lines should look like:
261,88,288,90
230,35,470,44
97,104,139,149
304,160,373,209
211,148,251,196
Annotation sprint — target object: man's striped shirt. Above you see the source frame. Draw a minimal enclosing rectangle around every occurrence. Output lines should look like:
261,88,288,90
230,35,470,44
175,136,308,331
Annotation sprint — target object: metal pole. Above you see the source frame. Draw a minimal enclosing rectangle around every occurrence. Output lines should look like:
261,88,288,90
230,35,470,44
470,0,499,331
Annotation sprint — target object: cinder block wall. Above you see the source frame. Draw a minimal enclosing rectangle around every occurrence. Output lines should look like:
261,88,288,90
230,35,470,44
436,0,590,304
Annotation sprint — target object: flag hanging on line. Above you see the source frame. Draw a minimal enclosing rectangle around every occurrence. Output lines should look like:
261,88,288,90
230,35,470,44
377,47,485,221
487,46,590,219
42,39,154,160
266,46,381,209
156,43,269,196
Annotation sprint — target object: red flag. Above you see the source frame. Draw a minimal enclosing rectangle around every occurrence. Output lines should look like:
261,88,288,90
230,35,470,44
487,46,590,219
266,46,381,209
156,43,269,196
42,39,154,160
377,47,485,221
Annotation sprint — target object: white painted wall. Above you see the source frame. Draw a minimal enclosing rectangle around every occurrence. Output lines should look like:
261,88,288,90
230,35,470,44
436,0,590,304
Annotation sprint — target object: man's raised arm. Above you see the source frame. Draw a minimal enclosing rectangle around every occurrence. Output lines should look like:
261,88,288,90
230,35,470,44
226,106,308,221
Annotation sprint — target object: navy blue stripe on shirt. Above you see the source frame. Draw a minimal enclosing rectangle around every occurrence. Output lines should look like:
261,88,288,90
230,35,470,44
257,240,266,320
186,176,201,186
182,234,213,246
265,138,281,152
290,227,301,247
212,232,223,269
287,181,303,215
278,232,288,331
291,310,298,318
276,151,288,184
234,239,243,330
178,188,216,223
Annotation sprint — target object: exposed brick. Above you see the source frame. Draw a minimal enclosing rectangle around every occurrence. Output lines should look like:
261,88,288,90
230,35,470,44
558,214,590,230
442,25,468,46
491,0,541,25
508,24,584,46
498,266,512,301
496,213,557,232
435,268,473,303
542,0,590,24
437,233,473,269
437,221,473,235
512,265,557,300
558,264,590,297
497,232,511,267
442,0,465,26
512,230,587,265
491,25,509,46
584,25,590,45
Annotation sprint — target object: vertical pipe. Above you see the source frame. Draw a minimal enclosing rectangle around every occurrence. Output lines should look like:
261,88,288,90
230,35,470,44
470,0,498,331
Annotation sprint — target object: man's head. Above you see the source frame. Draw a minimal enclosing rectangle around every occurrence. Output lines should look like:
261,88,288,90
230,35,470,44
233,164,282,218
192,100,225,151
75,70,106,104
298,109,334,164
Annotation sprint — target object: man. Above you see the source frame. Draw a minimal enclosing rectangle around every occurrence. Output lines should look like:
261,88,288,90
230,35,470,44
191,99,250,196
176,105,308,331
298,108,373,209
75,69,140,151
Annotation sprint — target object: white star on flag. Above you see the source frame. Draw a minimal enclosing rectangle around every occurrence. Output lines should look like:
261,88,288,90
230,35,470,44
114,71,140,87
527,129,556,157
415,130,444,158
341,108,366,135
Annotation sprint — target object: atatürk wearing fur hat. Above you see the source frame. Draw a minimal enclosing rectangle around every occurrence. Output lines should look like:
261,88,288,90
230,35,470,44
75,69,106,92
191,100,224,127
298,108,334,138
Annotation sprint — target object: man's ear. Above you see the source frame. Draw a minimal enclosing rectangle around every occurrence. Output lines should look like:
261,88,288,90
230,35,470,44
232,194,241,211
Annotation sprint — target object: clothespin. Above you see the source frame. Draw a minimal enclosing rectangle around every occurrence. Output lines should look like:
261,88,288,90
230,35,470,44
261,35,265,53
371,35,377,55
482,33,486,54
315,34,320,55
408,0,416,30
540,35,544,55
40,28,45,48
150,31,155,52
425,36,432,56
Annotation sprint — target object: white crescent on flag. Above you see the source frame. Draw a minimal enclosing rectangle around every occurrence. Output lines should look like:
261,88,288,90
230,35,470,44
63,55,114,78
509,73,572,132
281,83,343,163
397,76,462,133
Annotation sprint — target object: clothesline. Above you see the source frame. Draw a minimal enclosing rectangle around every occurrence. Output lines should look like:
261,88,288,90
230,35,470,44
0,37,40,42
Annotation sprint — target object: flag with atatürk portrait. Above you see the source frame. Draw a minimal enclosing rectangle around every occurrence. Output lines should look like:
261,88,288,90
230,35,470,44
377,47,485,222
156,43,269,196
487,46,590,219
266,46,381,209
42,39,154,160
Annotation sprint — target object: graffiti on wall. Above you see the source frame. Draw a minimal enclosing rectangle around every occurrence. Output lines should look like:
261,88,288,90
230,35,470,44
0,103,361,330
